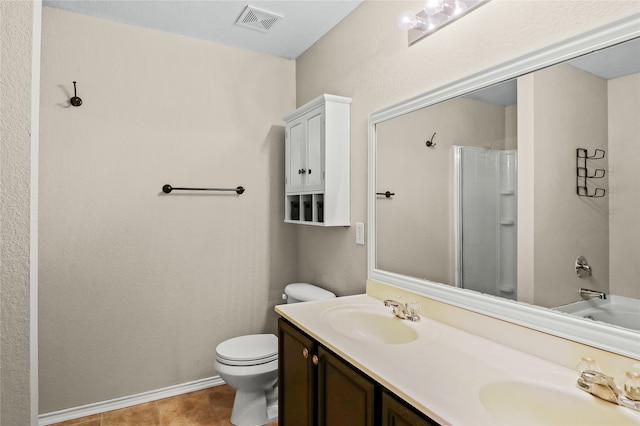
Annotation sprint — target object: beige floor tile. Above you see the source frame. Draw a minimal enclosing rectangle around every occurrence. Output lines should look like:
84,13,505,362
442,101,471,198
158,387,230,426
50,415,101,426
49,385,277,426
102,401,160,426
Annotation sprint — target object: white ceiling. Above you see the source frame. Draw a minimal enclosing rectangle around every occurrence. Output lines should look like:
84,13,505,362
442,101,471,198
43,0,363,59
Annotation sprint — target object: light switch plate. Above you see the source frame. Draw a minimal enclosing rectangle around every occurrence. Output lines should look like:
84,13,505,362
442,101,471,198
356,222,365,245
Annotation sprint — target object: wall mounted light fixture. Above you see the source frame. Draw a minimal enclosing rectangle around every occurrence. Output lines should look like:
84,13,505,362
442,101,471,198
398,0,489,45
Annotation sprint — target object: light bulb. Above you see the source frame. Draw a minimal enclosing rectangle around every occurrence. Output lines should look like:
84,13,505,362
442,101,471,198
397,10,418,30
416,14,441,31
451,0,469,15
424,0,445,15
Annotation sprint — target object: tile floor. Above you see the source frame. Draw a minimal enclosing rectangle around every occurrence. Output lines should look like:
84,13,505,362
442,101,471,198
50,385,278,426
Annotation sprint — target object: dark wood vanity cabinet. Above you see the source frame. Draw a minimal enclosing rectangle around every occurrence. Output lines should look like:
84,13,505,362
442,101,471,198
278,318,436,426
278,318,375,425
317,345,375,426
381,391,438,426
278,318,316,425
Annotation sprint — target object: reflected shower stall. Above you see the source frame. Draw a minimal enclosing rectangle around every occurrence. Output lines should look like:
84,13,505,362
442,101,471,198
454,146,517,300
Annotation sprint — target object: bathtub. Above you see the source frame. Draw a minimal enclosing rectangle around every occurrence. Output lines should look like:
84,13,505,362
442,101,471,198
554,295,640,331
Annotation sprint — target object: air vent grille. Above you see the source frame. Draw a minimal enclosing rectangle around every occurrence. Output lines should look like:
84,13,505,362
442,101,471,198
235,5,282,33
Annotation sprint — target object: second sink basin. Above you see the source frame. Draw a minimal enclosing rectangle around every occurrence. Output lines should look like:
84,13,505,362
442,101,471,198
479,380,640,425
321,304,419,344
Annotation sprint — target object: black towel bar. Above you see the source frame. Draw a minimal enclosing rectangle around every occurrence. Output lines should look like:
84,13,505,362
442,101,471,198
376,191,395,198
162,184,245,195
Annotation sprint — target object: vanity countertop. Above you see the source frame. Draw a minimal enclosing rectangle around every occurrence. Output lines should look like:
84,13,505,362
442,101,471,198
275,293,640,425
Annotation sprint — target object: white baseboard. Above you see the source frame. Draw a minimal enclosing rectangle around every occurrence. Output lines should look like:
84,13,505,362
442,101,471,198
38,376,225,425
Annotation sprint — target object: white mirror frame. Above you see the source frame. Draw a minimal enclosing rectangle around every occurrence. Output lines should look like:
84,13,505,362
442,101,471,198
368,13,640,359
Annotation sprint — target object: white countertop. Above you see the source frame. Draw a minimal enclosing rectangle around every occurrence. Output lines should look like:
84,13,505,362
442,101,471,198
275,294,640,425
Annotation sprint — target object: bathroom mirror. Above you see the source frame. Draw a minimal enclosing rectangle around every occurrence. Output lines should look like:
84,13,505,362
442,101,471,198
368,14,640,358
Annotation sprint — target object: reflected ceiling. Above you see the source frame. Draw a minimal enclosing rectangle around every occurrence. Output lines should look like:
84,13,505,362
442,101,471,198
465,38,640,106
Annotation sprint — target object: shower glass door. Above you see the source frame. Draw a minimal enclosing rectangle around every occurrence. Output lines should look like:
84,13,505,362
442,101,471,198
454,146,517,300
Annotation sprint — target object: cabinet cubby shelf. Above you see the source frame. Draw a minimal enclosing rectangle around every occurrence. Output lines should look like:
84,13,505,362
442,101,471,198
285,193,339,226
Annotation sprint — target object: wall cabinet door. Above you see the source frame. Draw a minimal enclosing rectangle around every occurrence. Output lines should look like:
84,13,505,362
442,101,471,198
285,106,324,194
286,116,305,193
303,106,325,192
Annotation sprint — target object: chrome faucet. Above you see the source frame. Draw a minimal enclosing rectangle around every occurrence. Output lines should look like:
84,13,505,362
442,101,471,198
577,370,620,404
383,299,421,322
575,255,592,277
577,370,640,411
579,288,606,300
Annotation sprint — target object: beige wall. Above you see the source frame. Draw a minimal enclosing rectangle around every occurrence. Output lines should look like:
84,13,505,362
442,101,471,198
375,97,509,285
32,0,640,417
1,1,35,424
505,104,517,150
295,0,639,299
38,7,296,413
609,73,640,297
517,75,536,304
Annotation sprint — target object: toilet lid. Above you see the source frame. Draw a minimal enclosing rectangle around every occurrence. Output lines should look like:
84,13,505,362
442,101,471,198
216,334,278,366
285,283,336,302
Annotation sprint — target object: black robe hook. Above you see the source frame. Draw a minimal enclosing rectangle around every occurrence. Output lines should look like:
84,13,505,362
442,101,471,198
70,81,82,107
425,132,437,148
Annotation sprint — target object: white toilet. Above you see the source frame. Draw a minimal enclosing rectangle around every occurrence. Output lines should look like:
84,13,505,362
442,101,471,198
214,283,336,426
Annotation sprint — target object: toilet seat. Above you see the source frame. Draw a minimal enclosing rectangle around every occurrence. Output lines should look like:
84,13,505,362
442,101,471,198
216,334,278,366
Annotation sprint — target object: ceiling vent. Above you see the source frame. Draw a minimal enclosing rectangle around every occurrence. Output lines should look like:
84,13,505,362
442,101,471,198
235,5,282,33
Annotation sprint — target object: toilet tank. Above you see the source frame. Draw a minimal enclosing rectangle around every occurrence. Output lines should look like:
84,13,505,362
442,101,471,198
284,283,336,304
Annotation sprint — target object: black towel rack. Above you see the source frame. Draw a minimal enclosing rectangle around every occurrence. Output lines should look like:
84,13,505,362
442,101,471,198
162,184,245,195
576,148,605,198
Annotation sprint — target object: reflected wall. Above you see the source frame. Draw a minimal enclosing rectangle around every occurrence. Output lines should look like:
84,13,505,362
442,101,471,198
376,96,515,285
608,74,640,298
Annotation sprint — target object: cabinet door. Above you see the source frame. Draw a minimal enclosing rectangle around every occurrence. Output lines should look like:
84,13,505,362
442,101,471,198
286,117,305,193
317,346,375,426
278,319,315,426
381,390,439,426
304,106,325,191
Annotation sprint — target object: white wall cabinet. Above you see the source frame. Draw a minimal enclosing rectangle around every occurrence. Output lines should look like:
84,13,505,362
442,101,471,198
284,94,351,226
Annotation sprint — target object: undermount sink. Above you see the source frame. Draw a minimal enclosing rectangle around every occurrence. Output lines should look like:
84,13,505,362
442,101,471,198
321,304,419,344
479,380,640,425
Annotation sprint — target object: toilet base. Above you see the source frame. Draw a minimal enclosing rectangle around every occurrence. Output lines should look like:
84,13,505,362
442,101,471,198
230,387,278,426
215,355,278,425
266,385,278,421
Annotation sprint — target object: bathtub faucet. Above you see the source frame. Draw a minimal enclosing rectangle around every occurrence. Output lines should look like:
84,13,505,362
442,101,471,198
575,255,592,277
579,288,606,300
